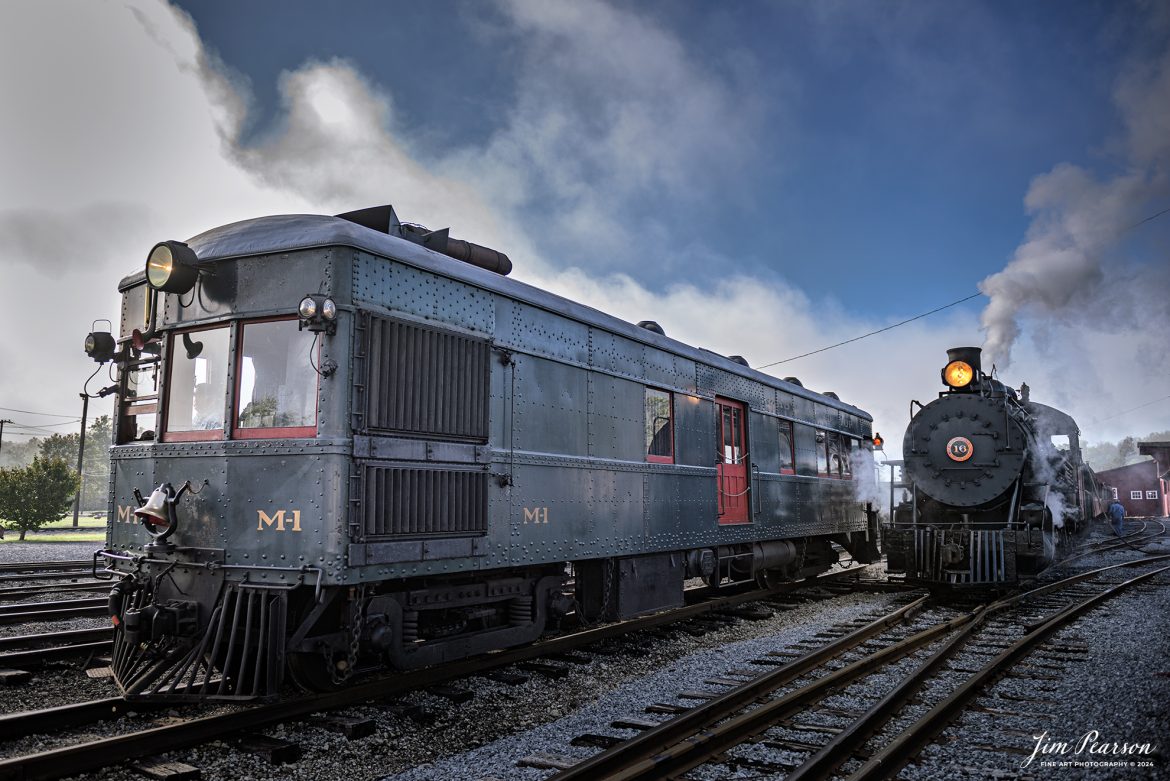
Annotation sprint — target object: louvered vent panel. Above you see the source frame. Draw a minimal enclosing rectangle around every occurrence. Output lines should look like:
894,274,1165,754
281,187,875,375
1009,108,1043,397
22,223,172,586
364,466,487,537
366,318,489,439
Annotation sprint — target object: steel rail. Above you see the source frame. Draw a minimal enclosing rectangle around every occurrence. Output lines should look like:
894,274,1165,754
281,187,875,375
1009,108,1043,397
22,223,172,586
0,562,91,574
0,628,110,653
0,582,110,600
1053,524,1167,569
847,559,1170,781
785,553,1170,781
564,611,974,781
0,698,173,742
0,605,107,626
0,641,112,668
547,596,933,781
0,566,872,780
0,598,105,616
0,573,98,585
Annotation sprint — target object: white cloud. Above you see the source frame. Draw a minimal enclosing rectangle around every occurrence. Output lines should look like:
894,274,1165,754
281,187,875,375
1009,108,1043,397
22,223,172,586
977,46,1170,442
0,0,309,435
7,0,1154,463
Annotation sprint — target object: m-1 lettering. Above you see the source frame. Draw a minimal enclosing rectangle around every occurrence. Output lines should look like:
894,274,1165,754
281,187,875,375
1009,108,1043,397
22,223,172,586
257,509,302,532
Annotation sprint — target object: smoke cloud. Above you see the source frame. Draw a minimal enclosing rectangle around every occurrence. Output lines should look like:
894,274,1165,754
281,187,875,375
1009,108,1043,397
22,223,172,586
978,48,1170,371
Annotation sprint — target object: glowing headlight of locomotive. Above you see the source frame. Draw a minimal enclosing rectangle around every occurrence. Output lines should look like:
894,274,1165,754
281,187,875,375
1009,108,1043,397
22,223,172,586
145,241,200,294
942,360,974,389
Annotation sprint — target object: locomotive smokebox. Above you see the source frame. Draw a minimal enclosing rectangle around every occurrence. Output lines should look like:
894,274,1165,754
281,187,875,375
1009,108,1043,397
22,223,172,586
946,347,982,374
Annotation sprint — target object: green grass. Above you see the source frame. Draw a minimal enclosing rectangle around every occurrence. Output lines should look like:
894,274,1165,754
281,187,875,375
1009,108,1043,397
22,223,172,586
0,531,105,543
0,512,108,542
41,515,108,529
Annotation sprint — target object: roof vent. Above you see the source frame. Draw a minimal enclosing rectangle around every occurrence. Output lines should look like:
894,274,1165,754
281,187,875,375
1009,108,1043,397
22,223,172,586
784,376,803,387
637,321,665,336
824,391,840,400
728,355,749,367
336,204,512,276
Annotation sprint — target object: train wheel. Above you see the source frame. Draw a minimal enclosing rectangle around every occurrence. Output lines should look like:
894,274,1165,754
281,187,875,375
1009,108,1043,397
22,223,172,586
756,568,786,590
287,652,345,692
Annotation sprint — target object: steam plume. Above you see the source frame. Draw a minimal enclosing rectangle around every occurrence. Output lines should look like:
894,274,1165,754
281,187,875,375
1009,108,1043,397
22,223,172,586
978,48,1170,370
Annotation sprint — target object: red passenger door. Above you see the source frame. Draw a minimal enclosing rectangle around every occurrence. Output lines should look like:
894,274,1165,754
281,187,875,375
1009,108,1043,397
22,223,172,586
716,398,750,524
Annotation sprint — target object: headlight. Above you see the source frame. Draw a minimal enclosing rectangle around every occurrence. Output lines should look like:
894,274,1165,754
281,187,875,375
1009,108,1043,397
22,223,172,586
297,294,337,335
943,360,974,388
84,330,116,362
145,241,200,294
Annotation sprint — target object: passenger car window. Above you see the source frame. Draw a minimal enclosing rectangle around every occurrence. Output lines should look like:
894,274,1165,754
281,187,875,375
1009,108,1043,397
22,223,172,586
235,319,318,437
815,430,829,474
843,437,856,478
778,420,795,474
645,388,673,463
162,326,230,441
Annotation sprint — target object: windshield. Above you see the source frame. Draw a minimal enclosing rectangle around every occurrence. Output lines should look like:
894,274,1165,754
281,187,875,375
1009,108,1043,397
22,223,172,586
162,326,230,439
235,319,318,435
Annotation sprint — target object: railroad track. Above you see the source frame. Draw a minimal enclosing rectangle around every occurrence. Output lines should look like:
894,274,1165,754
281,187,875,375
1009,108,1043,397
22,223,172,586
0,561,93,583
0,581,110,601
541,554,1170,781
0,597,107,626
0,565,878,780
0,627,112,669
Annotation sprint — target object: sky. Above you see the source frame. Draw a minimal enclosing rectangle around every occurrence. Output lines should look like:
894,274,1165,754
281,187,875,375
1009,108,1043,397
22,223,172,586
1,0,1168,459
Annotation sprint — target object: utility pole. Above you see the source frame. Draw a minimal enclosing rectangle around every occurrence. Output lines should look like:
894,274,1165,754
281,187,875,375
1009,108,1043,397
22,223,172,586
0,419,12,458
72,395,89,528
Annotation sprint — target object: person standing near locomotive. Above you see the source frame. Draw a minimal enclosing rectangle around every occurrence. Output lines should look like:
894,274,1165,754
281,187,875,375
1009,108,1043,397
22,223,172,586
1107,497,1126,537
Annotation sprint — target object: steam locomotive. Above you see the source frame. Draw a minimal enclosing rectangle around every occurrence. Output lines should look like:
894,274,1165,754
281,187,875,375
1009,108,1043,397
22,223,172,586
884,347,1107,588
86,204,881,701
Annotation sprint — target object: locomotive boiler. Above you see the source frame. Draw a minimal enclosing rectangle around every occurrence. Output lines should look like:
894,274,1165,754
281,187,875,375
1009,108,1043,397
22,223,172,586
86,204,882,701
884,347,1106,588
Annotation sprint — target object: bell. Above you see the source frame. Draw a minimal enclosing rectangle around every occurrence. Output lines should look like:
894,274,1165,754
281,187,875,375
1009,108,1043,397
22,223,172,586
134,486,171,530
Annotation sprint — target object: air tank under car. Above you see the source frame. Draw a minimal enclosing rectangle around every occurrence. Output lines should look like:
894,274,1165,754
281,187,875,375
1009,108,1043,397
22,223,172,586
884,347,1100,589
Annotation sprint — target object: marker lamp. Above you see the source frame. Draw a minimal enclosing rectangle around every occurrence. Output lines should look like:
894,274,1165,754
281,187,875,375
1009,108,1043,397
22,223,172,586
298,294,337,334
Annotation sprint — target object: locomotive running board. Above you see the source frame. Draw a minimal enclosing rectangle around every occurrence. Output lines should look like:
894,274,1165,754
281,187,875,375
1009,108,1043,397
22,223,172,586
113,583,287,701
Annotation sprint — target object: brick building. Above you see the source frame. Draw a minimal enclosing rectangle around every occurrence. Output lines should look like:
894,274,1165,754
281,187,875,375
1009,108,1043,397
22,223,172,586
1096,457,1169,518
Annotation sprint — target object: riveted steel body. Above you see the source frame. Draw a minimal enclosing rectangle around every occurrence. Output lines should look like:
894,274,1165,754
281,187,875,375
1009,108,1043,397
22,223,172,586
98,212,878,699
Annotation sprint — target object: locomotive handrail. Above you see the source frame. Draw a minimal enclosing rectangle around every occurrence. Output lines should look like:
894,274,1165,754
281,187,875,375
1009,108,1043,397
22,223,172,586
96,549,325,598
751,463,761,515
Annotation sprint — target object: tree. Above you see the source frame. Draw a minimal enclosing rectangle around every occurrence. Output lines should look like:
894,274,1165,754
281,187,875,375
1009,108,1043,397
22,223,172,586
81,415,113,511
0,457,80,541
0,437,41,470
38,433,80,463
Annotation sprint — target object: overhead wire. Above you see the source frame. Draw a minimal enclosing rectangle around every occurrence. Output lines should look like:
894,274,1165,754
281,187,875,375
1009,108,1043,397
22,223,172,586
756,291,984,369
754,204,1170,370
1093,393,1170,424
0,405,81,419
